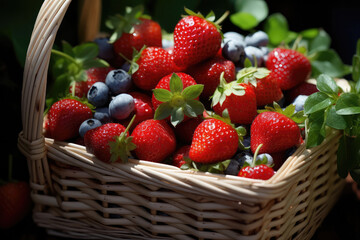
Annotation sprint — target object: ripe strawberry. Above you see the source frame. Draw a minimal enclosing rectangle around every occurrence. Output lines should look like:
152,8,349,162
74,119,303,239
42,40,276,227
131,47,177,91
45,98,93,141
186,56,236,99
238,164,274,180
172,145,191,168
131,119,176,162
189,118,239,164
174,117,203,144
84,121,136,163
0,181,31,229
211,74,257,124
70,67,115,97
173,8,225,68
152,73,204,126
284,81,318,103
266,48,311,90
120,92,154,130
107,6,162,61
250,111,301,154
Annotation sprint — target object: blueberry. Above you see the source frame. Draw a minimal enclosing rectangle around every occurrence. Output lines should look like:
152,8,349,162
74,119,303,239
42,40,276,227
244,46,264,67
244,31,269,47
94,107,111,123
242,136,251,149
292,95,308,112
120,62,131,73
105,69,132,95
93,37,115,62
79,118,102,137
256,153,274,166
224,159,241,176
222,31,245,47
162,39,174,49
87,82,110,107
222,39,246,63
109,93,135,120
235,151,253,166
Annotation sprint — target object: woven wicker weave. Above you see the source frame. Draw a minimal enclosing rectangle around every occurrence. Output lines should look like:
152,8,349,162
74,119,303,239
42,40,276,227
18,0,346,239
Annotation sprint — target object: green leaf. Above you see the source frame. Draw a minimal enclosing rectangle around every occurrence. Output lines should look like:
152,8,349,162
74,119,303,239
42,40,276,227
182,84,204,100
230,12,258,30
308,29,331,54
326,105,347,130
264,13,289,46
311,49,351,78
169,73,184,93
337,135,360,178
73,43,99,62
154,102,173,120
352,55,360,82
336,93,360,115
306,111,325,148
304,92,334,114
170,107,184,127
184,100,204,117
234,0,268,22
316,74,339,96
82,58,109,69
153,88,173,102
299,28,319,39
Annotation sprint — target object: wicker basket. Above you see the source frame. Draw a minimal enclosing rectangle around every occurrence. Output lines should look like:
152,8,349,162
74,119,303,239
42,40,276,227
18,0,346,239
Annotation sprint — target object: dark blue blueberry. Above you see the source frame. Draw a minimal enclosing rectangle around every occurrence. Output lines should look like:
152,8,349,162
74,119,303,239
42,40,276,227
94,107,111,123
285,146,298,159
222,39,246,63
120,62,131,73
93,37,115,62
79,118,102,137
244,46,264,67
87,82,110,107
224,159,241,176
235,151,253,166
277,97,286,108
292,95,308,112
109,93,135,120
244,31,269,47
222,31,245,47
242,136,251,149
256,153,274,166
105,69,132,95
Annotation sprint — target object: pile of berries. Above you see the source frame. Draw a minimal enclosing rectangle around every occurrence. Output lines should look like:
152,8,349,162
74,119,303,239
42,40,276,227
45,7,319,180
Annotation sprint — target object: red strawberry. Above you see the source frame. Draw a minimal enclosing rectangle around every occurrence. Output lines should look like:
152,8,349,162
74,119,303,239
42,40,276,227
250,111,301,154
186,57,236,99
131,119,176,162
266,48,311,90
152,73,204,127
189,118,239,164
174,117,203,144
84,122,135,163
45,98,93,141
173,9,225,68
172,145,191,168
120,92,154,130
284,81,318,103
107,6,162,61
0,181,31,229
238,164,274,180
212,75,257,124
131,47,177,91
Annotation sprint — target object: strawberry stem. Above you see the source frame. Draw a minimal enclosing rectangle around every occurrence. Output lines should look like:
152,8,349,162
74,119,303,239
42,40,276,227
251,144,263,167
51,49,78,65
214,11,230,25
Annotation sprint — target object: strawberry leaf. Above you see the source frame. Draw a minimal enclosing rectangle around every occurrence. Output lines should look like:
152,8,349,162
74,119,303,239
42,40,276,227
154,102,173,120
171,107,184,127
182,84,204,100
169,73,184,93
153,88,173,102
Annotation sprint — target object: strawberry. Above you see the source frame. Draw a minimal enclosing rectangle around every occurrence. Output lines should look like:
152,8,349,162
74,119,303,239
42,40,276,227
152,73,204,126
0,156,32,229
84,120,136,163
211,73,257,125
174,117,203,144
266,48,311,90
186,56,236,99
120,92,154,130
238,67,283,106
284,80,318,103
173,8,226,68
70,67,115,97
107,5,162,61
131,119,176,162
250,106,303,154
131,47,178,91
45,98,93,141
189,117,240,164
172,145,191,168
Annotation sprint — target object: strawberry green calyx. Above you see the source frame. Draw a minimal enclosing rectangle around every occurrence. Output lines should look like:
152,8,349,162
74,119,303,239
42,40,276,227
120,45,146,75
109,115,137,163
153,73,205,127
106,5,146,43
236,67,270,87
258,102,307,128
182,7,229,35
